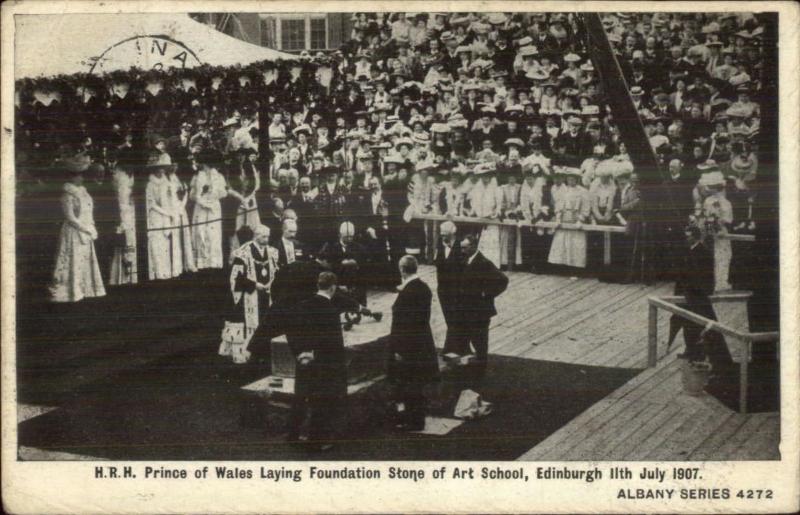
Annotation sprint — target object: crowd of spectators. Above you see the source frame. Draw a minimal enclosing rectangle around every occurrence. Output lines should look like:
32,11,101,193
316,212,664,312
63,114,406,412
15,11,772,298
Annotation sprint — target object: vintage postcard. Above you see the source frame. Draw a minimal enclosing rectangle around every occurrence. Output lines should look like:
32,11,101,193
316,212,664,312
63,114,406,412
2,0,798,513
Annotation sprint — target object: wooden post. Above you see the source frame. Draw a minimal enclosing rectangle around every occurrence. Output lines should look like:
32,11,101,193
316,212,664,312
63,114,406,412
648,303,658,367
739,339,750,414
603,232,612,266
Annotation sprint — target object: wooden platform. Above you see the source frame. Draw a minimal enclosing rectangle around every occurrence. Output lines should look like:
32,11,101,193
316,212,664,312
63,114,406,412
375,265,779,461
18,265,780,461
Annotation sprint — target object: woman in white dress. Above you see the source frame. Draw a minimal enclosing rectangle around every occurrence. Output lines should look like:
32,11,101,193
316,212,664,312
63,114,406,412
588,161,617,272
498,167,522,269
228,150,261,262
190,149,229,270
166,163,196,276
471,164,502,267
145,153,174,280
700,171,734,292
108,158,137,285
548,167,590,269
50,155,106,302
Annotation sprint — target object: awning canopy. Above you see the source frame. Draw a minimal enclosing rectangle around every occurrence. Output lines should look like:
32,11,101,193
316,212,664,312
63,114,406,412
15,13,296,78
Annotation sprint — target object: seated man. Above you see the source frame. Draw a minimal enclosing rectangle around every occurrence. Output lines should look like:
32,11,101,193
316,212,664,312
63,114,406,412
320,221,368,306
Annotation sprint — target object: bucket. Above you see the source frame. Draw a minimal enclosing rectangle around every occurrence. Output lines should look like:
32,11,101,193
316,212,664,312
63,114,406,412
681,360,712,396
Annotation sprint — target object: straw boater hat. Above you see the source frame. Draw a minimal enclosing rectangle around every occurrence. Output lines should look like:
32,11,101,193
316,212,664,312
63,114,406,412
519,45,538,58
504,137,525,148
292,124,312,136
526,69,549,81
474,163,496,176
145,152,175,171
696,159,719,171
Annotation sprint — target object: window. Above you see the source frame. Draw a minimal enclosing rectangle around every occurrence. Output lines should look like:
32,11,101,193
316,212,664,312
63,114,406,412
310,17,327,50
268,14,329,51
281,18,306,51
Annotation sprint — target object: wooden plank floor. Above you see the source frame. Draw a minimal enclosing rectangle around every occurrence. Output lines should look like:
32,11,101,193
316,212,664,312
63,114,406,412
382,266,779,461
19,265,779,461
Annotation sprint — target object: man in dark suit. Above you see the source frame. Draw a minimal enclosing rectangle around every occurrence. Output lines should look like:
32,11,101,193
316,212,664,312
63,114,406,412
274,218,304,266
388,256,440,431
456,233,509,377
434,221,464,355
320,222,368,306
673,226,731,366
288,272,349,451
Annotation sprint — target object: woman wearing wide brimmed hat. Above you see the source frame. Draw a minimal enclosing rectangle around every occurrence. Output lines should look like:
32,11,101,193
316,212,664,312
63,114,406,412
50,155,106,302
699,170,734,292
547,166,590,270
189,148,230,271
145,151,177,280
469,163,502,267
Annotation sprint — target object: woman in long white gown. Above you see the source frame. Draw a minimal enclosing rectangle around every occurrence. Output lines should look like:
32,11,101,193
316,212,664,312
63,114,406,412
145,153,174,280
471,164,502,267
190,149,229,270
548,167,591,268
166,165,197,276
108,159,138,285
499,169,522,268
50,156,106,302
228,150,261,262
700,172,734,292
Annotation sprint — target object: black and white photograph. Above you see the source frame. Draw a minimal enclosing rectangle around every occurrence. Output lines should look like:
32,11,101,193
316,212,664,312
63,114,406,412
2,1,798,513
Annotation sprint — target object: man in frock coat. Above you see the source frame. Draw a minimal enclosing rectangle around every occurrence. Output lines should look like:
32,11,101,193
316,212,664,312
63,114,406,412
288,271,349,451
434,221,464,355
388,256,440,431
456,233,509,377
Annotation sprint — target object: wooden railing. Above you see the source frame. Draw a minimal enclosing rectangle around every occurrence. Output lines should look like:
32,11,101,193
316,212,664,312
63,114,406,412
412,213,754,266
647,292,779,414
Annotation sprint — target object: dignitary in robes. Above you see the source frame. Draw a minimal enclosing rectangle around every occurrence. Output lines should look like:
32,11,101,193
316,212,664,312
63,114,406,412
288,272,350,450
190,148,230,270
219,225,278,364
388,256,440,431
455,234,509,376
50,155,106,303
434,221,463,355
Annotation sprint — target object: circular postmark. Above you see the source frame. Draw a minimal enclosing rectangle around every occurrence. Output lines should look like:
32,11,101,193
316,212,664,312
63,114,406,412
89,35,202,75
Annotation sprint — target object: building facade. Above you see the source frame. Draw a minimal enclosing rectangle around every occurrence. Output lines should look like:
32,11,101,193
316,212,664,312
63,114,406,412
190,13,352,53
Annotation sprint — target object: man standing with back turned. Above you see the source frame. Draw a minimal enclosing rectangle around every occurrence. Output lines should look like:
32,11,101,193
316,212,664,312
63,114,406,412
456,233,509,378
388,256,440,431
289,272,348,451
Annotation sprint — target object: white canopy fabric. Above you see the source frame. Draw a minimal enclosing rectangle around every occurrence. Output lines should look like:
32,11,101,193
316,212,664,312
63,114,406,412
15,13,296,78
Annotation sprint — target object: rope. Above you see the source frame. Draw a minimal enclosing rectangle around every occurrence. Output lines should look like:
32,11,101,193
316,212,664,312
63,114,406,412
145,206,260,232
